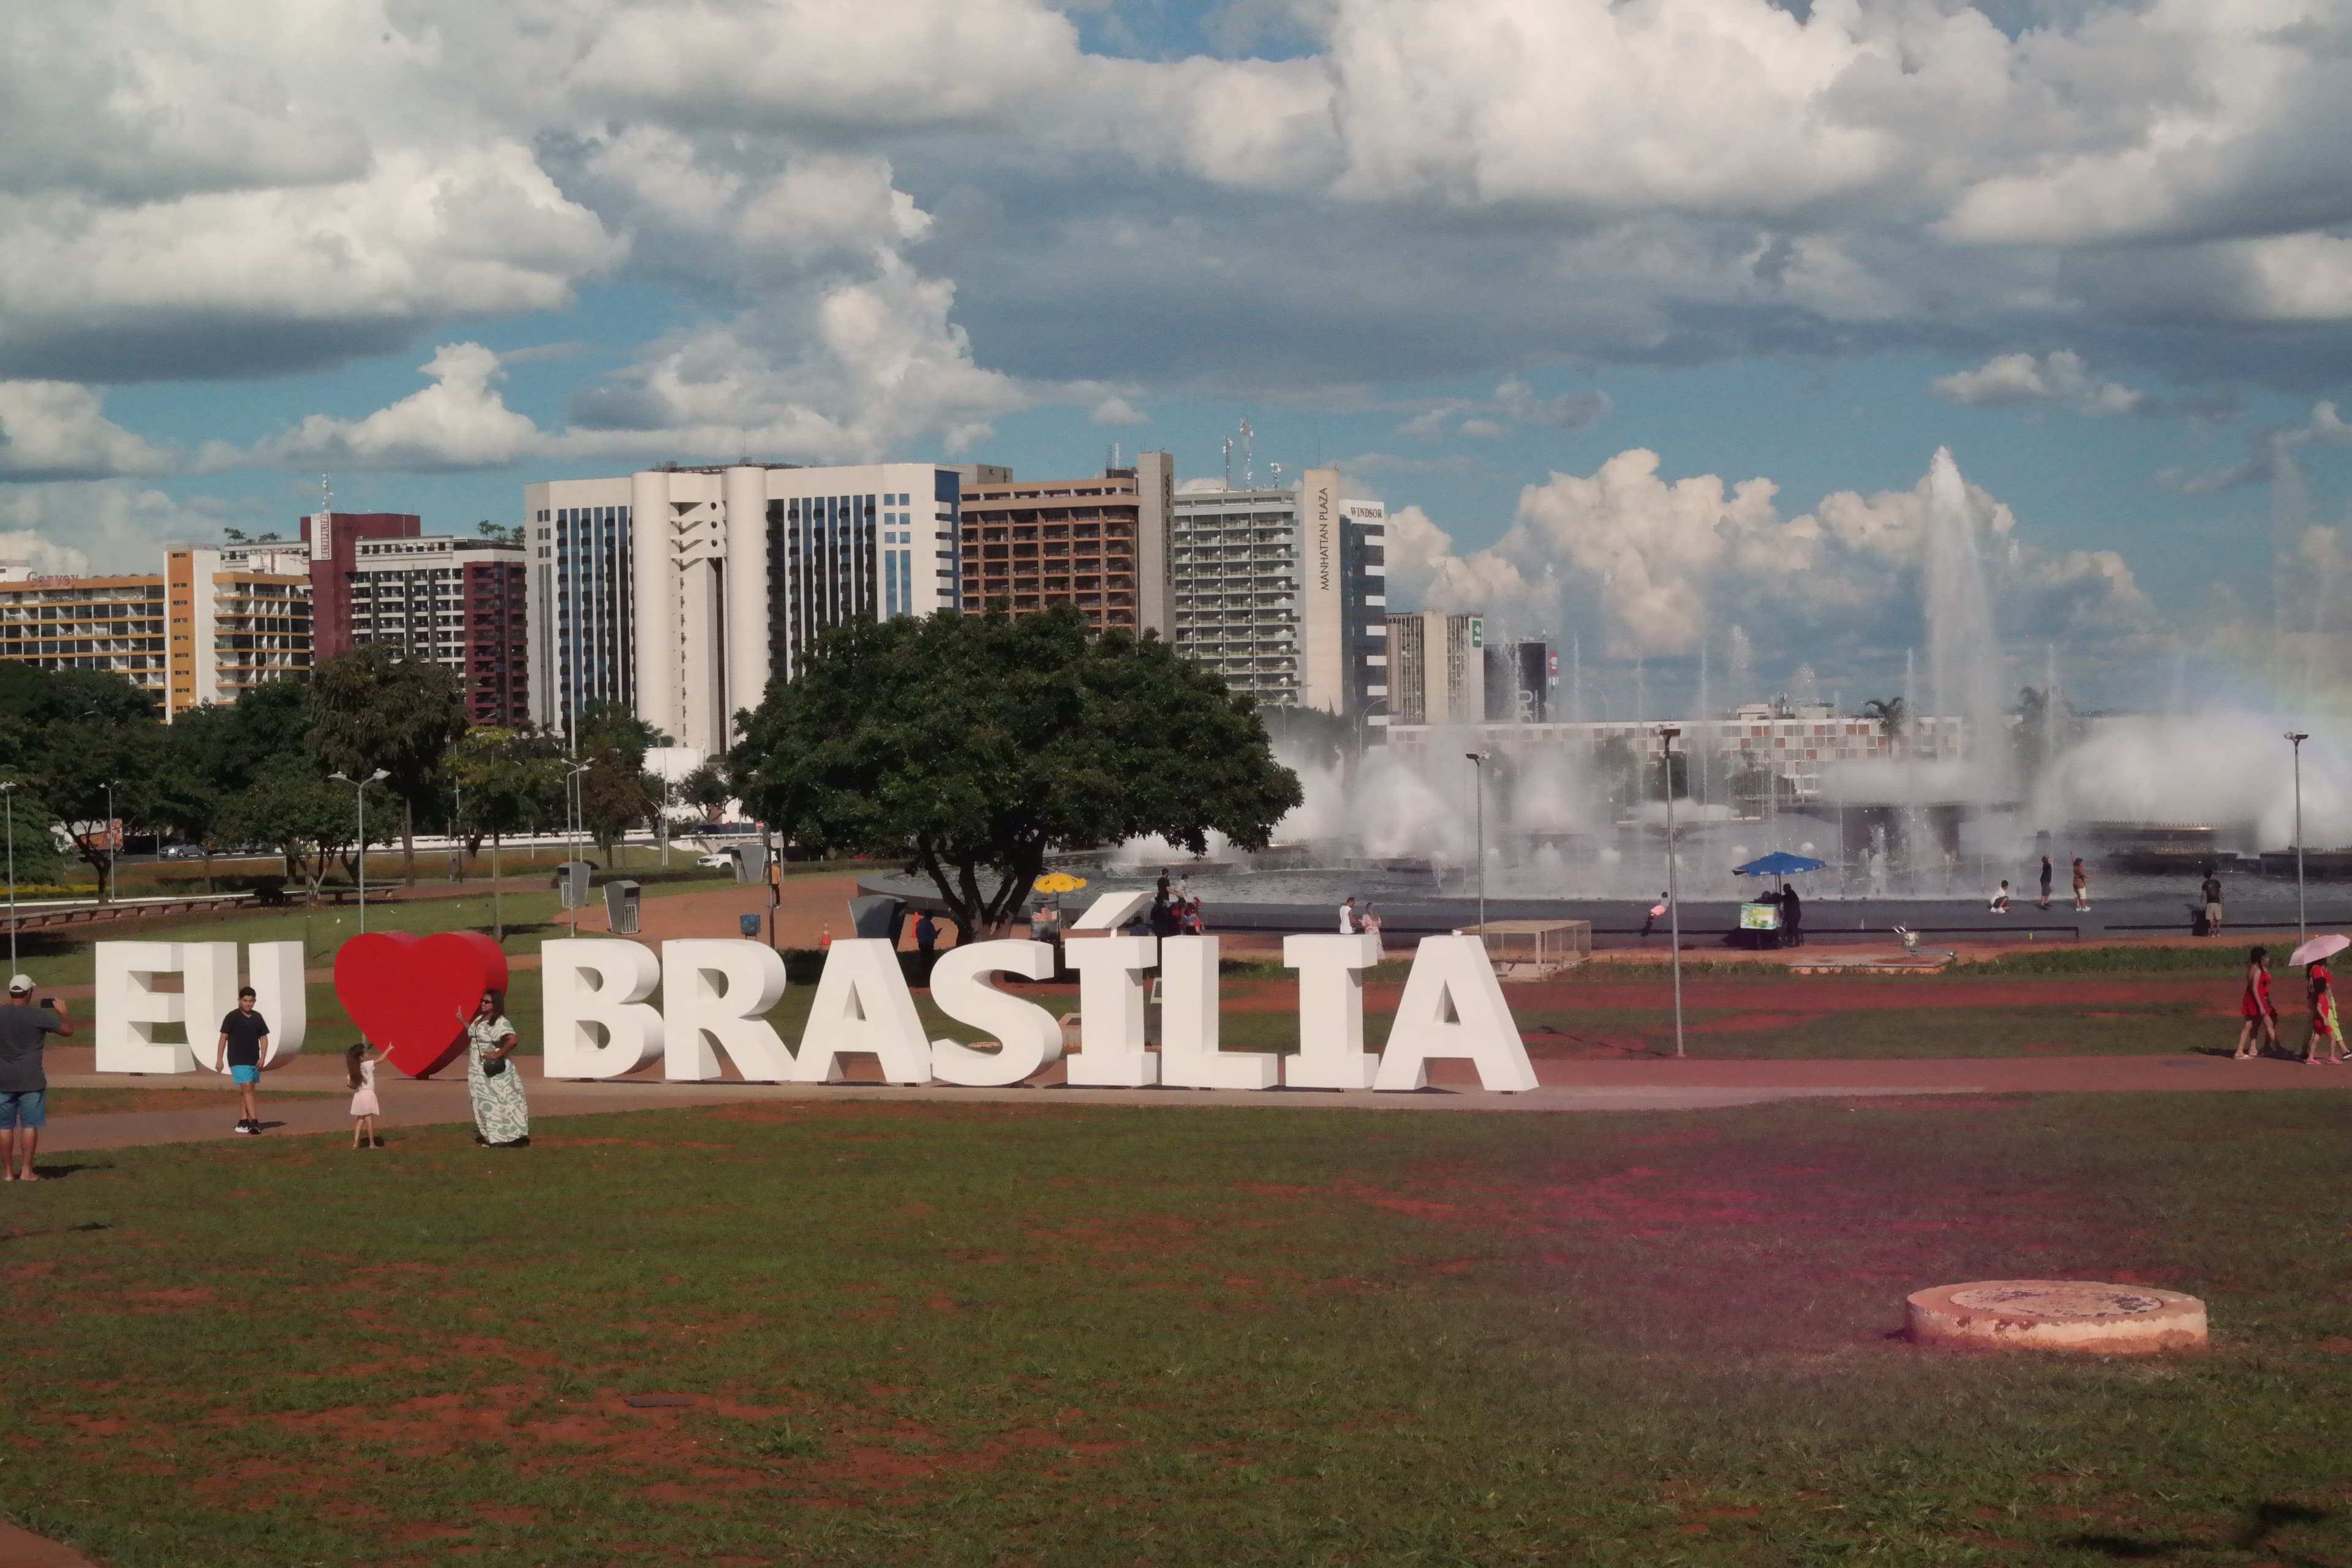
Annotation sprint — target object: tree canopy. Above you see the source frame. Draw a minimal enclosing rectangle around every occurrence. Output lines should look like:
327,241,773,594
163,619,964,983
728,609,1302,938
309,647,469,881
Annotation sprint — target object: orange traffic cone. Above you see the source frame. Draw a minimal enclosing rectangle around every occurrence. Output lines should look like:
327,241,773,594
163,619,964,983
820,925,832,948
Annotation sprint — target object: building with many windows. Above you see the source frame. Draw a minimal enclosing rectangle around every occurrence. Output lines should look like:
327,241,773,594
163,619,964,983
0,546,314,718
300,511,423,662
1169,468,1385,717
1384,611,1487,727
958,456,1169,635
346,534,530,725
524,462,972,749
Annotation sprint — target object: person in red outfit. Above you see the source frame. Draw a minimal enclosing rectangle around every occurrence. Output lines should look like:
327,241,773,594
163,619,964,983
2233,946,2278,1060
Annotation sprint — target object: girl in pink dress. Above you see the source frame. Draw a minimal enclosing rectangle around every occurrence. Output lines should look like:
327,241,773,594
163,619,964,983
2304,960,2345,1066
346,1042,384,1149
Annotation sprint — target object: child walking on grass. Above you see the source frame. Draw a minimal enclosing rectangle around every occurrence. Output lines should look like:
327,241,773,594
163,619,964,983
346,1042,384,1149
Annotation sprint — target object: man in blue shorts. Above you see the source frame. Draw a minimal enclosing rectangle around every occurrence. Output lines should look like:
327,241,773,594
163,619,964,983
214,986,271,1135
0,974,73,1180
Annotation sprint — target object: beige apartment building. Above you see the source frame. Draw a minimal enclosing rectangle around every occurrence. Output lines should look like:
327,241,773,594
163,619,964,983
0,545,312,718
959,456,1172,636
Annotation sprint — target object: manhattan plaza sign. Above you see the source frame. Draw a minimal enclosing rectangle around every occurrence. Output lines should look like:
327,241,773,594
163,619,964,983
88,895,1539,1093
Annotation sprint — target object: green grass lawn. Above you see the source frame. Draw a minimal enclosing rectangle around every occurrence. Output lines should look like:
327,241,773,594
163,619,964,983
2,1093,2346,1566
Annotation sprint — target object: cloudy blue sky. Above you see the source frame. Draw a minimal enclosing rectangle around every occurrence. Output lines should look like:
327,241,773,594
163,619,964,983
3,0,2348,712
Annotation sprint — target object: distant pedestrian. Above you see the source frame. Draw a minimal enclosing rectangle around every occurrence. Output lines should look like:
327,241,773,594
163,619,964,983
1781,883,1804,948
0,976,72,1182
1361,907,1383,959
2071,858,2090,911
1642,891,1668,940
2305,959,2346,1066
1989,880,2011,913
346,1042,383,1150
2201,872,2224,935
466,989,530,1147
2038,856,2053,909
1339,896,1358,935
914,911,940,983
215,986,270,1135
2235,946,2279,1060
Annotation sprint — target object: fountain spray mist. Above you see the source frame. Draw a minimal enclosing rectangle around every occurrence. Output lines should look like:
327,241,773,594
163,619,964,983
1923,448,2009,797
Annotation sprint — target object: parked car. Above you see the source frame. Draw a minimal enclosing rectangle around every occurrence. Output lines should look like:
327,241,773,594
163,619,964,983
696,851,734,869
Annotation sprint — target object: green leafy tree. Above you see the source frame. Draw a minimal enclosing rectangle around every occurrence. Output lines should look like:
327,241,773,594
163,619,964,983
308,647,469,884
155,677,315,886
33,715,166,898
729,609,1302,941
445,725,566,940
678,758,733,823
570,702,662,862
216,761,386,903
1861,696,1909,746
0,770,65,886
0,668,164,896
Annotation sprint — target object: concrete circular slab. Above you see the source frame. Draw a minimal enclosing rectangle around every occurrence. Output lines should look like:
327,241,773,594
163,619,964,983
1907,1280,2207,1354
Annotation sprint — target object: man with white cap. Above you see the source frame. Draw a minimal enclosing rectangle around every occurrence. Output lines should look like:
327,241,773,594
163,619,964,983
0,974,72,1182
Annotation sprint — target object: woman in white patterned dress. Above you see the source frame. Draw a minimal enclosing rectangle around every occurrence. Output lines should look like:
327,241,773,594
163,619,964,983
466,989,530,1147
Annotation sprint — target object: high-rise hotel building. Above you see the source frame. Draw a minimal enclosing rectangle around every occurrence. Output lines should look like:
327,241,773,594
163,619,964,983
959,454,1172,636
524,463,973,749
0,543,313,718
1167,467,1387,718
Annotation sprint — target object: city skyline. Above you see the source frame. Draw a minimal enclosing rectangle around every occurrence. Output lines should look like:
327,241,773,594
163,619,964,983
0,0,2345,715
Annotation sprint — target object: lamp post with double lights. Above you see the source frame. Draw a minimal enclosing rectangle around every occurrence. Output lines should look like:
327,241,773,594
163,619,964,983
328,769,390,932
2288,731,2310,944
1657,726,1686,1059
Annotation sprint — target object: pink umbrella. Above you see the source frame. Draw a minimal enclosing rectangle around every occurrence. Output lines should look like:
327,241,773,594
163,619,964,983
2289,934,2349,967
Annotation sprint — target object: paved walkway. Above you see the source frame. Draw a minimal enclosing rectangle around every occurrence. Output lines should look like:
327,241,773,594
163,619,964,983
29,1044,2349,1154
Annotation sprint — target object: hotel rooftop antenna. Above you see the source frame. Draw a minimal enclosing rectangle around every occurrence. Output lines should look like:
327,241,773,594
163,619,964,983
1240,418,1254,486
1222,437,1233,490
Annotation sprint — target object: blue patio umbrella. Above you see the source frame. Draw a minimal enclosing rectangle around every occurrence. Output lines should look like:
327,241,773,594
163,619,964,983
1733,851,1828,878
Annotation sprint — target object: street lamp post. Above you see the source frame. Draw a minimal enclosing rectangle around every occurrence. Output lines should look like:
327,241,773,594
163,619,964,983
328,769,390,933
1658,726,1686,1059
1,780,17,970
1465,752,1489,937
565,763,590,935
103,779,116,904
2288,731,2310,944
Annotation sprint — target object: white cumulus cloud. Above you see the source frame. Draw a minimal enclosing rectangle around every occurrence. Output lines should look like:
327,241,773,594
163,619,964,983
225,343,545,472
1379,446,2152,670
0,382,172,479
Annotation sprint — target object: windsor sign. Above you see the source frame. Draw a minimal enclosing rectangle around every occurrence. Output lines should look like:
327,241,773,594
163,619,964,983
89,927,1539,1093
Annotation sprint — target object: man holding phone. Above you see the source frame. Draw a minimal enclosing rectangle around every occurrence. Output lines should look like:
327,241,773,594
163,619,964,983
215,986,270,1136
0,974,72,1181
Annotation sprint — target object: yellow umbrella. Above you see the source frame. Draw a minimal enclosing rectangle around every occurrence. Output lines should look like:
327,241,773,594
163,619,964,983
1033,872,1088,895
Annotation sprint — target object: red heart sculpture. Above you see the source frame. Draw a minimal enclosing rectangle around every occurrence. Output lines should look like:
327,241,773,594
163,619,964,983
333,931,510,1079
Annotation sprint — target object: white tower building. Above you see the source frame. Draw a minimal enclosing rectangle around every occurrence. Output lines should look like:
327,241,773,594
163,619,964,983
526,462,967,750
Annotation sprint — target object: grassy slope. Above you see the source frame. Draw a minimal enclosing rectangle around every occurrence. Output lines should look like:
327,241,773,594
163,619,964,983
1,1093,2345,1566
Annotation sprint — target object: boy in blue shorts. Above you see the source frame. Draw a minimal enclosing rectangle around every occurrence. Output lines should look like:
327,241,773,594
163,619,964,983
214,987,270,1135
0,974,72,1180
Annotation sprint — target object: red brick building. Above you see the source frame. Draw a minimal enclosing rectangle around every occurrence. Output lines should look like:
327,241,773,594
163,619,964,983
300,513,530,724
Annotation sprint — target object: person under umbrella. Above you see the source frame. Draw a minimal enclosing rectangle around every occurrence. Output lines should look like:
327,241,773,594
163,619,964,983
2291,934,2352,1065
